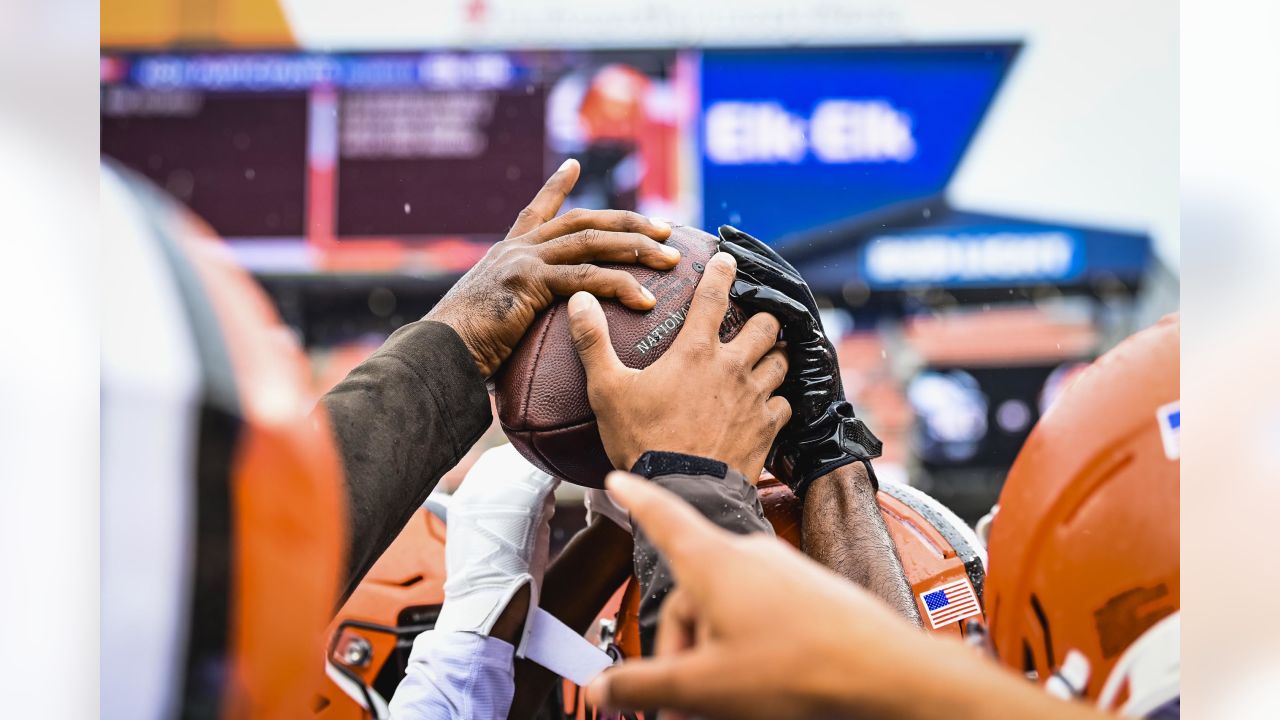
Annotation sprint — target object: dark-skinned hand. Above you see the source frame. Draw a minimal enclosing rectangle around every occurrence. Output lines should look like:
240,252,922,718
427,159,680,377
566,251,791,481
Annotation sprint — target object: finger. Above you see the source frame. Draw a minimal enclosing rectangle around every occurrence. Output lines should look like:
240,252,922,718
718,236,798,286
718,224,793,273
528,207,671,245
719,241,813,313
509,158,581,238
719,231,822,318
604,472,729,586
751,347,790,394
587,652,720,714
546,265,657,310
538,229,681,269
654,587,699,658
730,311,781,363
767,394,793,430
676,251,736,348
729,279,811,330
567,292,627,385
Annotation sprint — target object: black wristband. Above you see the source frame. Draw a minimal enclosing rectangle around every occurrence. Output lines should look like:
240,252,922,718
630,451,728,480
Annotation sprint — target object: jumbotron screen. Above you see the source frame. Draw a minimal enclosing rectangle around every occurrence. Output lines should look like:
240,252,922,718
101,50,685,273
100,47,1014,274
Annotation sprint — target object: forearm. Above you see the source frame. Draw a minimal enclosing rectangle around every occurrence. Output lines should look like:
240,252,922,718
320,320,492,603
389,631,516,720
802,463,921,626
854,636,1107,720
508,518,634,719
632,453,773,654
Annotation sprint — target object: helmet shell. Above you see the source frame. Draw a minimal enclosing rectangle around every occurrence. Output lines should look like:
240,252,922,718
986,316,1180,700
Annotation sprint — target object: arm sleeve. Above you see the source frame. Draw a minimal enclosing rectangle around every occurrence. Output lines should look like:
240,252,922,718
629,452,773,655
319,320,492,602
388,631,516,720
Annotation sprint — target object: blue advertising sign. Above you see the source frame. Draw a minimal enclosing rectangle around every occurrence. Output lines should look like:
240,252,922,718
699,46,1018,244
789,215,1151,292
861,227,1084,288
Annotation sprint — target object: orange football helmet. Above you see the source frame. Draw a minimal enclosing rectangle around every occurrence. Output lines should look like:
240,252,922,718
315,504,450,718
984,315,1179,712
102,163,346,717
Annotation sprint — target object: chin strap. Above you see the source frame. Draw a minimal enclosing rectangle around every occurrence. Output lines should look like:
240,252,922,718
520,608,615,686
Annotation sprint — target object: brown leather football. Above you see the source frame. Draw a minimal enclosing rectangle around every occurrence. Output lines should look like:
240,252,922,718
495,225,747,487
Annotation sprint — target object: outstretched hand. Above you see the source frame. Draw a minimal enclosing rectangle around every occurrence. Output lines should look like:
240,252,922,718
587,471,1107,720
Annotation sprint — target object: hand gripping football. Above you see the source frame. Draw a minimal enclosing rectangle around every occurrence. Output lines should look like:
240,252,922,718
495,225,746,487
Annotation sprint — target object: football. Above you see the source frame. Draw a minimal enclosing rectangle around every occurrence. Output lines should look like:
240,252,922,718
495,225,747,487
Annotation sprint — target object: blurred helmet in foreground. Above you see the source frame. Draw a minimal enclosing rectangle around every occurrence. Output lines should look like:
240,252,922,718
102,163,346,718
985,315,1179,715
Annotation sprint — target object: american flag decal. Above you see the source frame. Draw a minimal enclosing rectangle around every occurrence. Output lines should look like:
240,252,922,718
919,579,982,629
1156,400,1180,460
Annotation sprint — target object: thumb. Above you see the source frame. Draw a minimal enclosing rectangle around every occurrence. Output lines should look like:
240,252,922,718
567,291,624,382
587,654,710,714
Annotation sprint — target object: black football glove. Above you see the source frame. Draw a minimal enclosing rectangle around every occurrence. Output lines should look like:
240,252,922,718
717,225,882,498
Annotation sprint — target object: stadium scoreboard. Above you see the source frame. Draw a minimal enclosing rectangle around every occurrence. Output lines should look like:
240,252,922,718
101,46,1017,276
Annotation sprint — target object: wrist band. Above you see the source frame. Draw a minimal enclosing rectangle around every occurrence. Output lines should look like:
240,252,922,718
631,451,728,480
